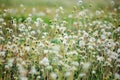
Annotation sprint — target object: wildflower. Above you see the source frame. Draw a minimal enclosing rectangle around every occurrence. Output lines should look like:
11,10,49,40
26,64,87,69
39,57,49,66
0,51,5,56
51,45,60,54
78,0,83,5
79,41,85,47
71,66,77,71
28,26,32,30
64,72,71,77
110,52,118,60
25,46,30,52
30,66,37,74
47,65,52,70
117,48,120,53
8,58,14,67
96,10,101,15
50,72,57,80
31,30,36,35
44,50,49,54
97,56,104,62
79,73,86,78
26,17,32,23
92,70,96,74
0,18,4,22
37,76,41,79
59,6,64,10
72,61,79,66
68,14,73,18
20,4,24,7
68,51,78,55
114,73,120,79
101,34,106,40
19,76,28,80
111,0,115,6
82,62,91,72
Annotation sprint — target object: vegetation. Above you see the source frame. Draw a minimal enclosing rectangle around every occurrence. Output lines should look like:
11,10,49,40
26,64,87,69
0,0,120,80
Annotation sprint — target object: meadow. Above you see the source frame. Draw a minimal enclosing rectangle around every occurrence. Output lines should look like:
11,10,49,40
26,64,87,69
0,0,120,80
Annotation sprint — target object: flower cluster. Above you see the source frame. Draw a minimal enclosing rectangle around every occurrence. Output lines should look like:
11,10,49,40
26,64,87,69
0,0,120,80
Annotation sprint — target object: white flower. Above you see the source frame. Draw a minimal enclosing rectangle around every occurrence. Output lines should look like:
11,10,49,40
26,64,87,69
44,50,49,54
50,72,57,80
83,31,89,37
68,51,78,55
92,70,96,74
79,73,86,78
110,52,118,59
0,18,4,22
72,61,79,66
79,41,85,47
117,48,120,53
114,73,120,79
50,45,60,54
47,65,52,70
68,14,73,18
0,51,5,56
19,76,28,80
25,46,30,52
64,72,71,77
40,57,49,66
82,62,91,72
28,26,32,30
96,10,101,15
89,37,96,42
8,58,14,67
59,6,64,10
17,64,27,76
37,76,41,79
26,17,32,23
97,56,104,62
20,4,24,7
31,31,36,35
101,34,106,40
78,0,83,5
34,21,39,27
30,66,37,74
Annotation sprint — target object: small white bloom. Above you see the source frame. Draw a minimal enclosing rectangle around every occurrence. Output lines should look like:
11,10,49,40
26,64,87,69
37,76,41,79
44,50,49,54
25,46,30,52
19,76,28,80
82,62,91,72
31,31,36,35
47,65,52,70
79,73,86,78
79,41,85,47
40,57,49,66
92,70,96,74
68,14,73,18
114,73,120,79
50,72,57,80
78,0,83,5
0,18,4,22
8,58,14,67
64,72,71,77
30,66,37,74
72,61,79,66
97,56,104,62
101,34,106,40
117,48,120,53
0,51,5,56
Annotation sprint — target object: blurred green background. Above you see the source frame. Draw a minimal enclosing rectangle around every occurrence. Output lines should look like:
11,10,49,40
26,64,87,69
0,0,120,10
0,0,119,19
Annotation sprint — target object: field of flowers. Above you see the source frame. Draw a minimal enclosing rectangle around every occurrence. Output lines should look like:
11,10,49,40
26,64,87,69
0,0,120,80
